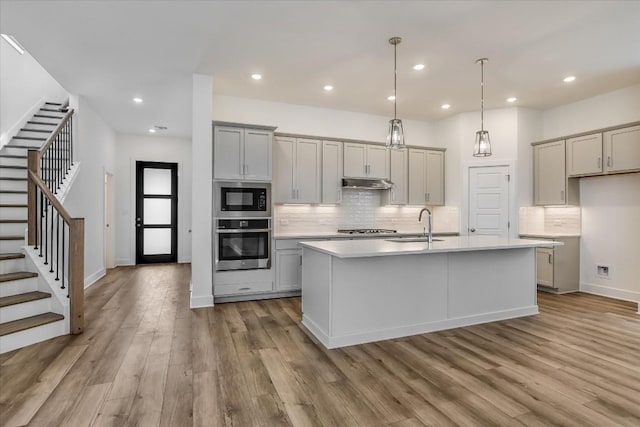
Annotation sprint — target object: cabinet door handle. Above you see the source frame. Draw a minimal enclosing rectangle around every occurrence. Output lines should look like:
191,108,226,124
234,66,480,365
292,189,295,200
338,189,342,203
245,164,249,175
548,253,552,264
427,193,430,202
598,157,601,169
560,190,565,202
607,156,612,167
296,189,300,199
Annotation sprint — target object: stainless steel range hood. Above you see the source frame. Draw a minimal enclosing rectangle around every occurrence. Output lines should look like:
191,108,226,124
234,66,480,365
341,178,394,190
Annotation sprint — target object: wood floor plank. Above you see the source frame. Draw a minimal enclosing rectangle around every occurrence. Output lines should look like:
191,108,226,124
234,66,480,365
1,264,638,427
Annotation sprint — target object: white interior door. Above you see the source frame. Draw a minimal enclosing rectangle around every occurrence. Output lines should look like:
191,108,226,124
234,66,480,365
468,166,510,237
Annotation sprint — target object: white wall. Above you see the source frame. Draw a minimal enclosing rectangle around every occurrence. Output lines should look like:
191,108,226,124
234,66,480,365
0,37,68,147
542,83,640,139
540,84,640,302
436,108,521,236
64,95,116,287
579,174,639,301
114,134,192,266
213,95,438,147
191,74,213,308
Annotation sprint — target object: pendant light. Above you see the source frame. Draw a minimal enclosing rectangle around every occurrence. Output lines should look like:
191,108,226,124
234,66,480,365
473,58,492,157
386,36,405,149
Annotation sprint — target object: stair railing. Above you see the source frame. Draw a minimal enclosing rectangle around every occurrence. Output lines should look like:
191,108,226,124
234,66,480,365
26,108,84,334
39,108,74,194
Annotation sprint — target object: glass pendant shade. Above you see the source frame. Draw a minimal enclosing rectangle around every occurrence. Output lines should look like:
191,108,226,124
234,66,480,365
473,130,492,157
387,118,405,149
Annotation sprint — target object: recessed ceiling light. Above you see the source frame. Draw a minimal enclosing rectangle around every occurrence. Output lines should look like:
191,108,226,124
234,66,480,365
251,73,262,80
1,34,24,55
148,128,156,133
387,95,396,101
323,85,334,92
563,76,576,83
413,64,425,71
133,97,143,104
441,104,451,110
506,97,517,103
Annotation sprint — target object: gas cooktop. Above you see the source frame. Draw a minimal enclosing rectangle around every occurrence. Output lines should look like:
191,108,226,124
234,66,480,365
337,229,398,235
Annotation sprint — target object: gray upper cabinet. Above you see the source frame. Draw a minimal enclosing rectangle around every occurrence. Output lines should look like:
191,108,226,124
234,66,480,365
566,133,603,177
343,143,389,179
408,148,444,206
604,124,640,173
322,141,343,204
274,137,321,204
387,148,408,205
534,140,570,205
213,124,273,181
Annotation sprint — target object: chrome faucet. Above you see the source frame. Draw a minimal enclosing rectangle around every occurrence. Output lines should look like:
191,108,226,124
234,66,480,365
418,207,433,245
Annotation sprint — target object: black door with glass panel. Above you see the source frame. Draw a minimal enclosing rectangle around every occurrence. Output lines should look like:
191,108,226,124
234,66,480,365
136,161,178,263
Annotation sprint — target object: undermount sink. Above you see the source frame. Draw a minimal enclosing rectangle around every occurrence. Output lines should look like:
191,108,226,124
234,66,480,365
386,237,444,243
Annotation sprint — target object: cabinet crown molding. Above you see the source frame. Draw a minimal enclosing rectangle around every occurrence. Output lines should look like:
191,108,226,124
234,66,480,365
531,120,640,146
213,121,278,131
274,132,446,152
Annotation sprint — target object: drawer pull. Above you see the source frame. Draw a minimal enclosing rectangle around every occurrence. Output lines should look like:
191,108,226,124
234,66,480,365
238,287,251,291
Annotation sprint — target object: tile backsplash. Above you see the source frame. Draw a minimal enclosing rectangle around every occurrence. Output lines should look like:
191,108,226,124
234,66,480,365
275,189,460,234
519,206,581,235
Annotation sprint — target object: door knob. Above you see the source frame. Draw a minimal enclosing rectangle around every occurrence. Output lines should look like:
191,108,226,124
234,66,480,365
470,228,476,232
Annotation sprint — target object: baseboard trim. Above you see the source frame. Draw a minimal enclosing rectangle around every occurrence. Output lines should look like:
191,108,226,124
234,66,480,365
190,292,214,309
115,259,134,267
304,305,539,349
580,282,639,303
84,268,106,289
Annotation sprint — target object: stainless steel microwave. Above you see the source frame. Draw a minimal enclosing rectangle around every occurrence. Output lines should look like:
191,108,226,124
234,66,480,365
214,182,271,218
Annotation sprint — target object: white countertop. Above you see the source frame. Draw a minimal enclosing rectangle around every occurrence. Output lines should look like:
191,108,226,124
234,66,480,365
299,235,562,258
519,233,580,239
274,231,459,240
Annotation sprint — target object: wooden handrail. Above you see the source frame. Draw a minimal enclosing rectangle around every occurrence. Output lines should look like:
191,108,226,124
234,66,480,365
27,149,84,334
40,108,74,153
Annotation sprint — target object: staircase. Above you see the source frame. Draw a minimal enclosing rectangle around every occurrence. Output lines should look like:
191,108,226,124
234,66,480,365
0,102,72,353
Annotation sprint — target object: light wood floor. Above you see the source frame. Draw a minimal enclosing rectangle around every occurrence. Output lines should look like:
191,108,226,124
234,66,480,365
1,264,639,426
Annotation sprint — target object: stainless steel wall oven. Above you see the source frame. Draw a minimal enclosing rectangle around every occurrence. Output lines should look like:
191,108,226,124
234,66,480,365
214,218,271,271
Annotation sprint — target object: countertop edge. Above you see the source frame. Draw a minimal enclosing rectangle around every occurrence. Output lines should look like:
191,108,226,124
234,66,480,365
275,232,460,240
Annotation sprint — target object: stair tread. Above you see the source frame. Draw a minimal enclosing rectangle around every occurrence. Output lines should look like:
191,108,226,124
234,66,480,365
0,155,28,159
0,236,25,240
0,219,27,223
27,121,57,126
0,204,27,208
12,136,46,141
0,253,25,261
39,108,61,112
33,115,63,119
0,312,64,336
0,291,51,308
0,190,27,194
45,102,63,106
0,165,27,170
0,177,27,181
0,271,38,283
20,128,51,133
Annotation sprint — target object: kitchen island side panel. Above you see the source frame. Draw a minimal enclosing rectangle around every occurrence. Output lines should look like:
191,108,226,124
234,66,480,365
301,248,332,343
330,254,449,336
447,248,537,318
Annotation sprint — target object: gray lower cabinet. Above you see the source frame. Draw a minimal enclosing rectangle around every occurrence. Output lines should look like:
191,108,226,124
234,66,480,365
531,236,580,293
275,238,328,291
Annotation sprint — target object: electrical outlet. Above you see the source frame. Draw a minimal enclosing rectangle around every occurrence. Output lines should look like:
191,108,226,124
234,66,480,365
596,265,610,279
280,219,289,226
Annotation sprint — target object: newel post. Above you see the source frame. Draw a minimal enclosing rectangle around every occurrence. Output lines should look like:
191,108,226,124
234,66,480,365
27,150,41,246
69,218,85,334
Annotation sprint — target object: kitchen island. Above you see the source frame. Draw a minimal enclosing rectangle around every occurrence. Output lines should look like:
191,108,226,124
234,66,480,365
300,236,560,349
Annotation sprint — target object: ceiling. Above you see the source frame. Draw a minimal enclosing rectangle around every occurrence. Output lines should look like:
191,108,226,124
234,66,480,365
1,1,639,138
